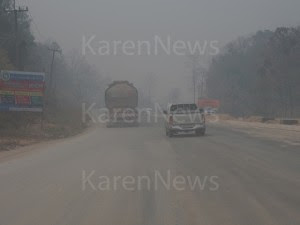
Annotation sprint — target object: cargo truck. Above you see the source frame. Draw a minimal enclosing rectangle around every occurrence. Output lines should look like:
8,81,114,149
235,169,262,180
105,81,139,127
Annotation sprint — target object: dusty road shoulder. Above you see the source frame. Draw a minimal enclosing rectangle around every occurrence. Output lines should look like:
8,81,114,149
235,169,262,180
0,126,95,163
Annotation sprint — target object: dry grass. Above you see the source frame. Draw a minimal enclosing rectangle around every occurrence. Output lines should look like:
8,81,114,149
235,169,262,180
0,110,87,151
217,114,299,126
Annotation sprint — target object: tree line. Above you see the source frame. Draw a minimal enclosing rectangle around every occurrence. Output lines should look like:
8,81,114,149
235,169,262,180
0,0,109,122
206,26,300,118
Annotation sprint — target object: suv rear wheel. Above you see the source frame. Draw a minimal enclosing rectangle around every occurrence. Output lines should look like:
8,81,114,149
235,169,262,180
166,129,173,137
196,129,205,136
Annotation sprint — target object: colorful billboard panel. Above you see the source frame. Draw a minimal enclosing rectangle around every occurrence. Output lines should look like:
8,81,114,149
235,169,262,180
0,70,45,112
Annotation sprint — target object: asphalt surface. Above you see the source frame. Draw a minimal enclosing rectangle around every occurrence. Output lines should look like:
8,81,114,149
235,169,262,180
0,123,299,225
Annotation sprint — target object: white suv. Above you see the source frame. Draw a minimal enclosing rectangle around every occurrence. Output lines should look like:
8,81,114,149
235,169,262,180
164,103,206,137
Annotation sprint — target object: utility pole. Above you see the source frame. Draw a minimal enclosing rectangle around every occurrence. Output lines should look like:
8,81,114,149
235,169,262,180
192,58,198,104
4,0,28,69
193,70,196,104
198,72,202,99
187,54,199,104
48,44,62,91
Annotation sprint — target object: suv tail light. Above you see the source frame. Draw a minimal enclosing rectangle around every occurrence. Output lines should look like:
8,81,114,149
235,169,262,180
169,115,174,125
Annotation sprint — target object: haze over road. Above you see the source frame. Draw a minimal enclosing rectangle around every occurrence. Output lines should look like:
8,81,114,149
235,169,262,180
0,123,299,225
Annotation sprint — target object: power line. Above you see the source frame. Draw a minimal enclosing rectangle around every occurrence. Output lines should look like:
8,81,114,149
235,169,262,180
28,11,45,41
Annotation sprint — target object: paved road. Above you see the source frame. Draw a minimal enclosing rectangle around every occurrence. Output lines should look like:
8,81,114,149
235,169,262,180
0,123,299,225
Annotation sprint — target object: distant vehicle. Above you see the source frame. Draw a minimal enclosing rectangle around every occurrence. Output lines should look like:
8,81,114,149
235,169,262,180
164,103,206,137
105,81,139,127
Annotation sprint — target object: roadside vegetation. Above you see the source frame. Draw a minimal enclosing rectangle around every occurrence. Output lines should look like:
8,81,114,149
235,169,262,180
207,27,300,118
0,0,109,150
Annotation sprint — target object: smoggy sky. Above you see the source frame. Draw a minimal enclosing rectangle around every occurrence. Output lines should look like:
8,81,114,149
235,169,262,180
25,0,300,102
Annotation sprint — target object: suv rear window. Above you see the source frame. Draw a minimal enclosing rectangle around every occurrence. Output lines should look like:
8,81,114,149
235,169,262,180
170,104,198,113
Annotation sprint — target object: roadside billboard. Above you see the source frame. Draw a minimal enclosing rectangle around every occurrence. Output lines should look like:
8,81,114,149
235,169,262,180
198,98,220,109
0,70,45,112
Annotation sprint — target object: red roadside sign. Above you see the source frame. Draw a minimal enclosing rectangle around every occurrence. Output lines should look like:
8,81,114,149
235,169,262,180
198,98,220,109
